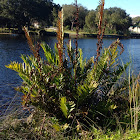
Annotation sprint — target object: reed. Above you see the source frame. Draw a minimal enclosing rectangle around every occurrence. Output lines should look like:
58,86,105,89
129,72,140,132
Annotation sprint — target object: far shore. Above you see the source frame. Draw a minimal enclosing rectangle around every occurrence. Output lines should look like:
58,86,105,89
0,33,13,35
0,29,140,39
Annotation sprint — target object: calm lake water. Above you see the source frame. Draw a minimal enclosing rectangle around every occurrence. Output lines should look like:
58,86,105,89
0,34,140,106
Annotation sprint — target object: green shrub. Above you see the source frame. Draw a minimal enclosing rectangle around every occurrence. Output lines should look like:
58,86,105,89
6,35,132,132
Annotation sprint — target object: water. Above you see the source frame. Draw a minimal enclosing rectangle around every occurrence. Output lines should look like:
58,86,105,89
0,34,140,107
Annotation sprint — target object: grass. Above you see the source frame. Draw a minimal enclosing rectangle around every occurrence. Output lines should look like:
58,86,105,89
0,28,12,34
0,27,128,37
0,103,140,140
64,30,87,34
0,111,140,140
46,28,117,35
92,130,140,140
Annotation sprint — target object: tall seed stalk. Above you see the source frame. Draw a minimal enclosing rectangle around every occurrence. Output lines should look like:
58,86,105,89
95,0,105,65
57,9,64,68
129,69,133,130
74,0,79,89
23,26,40,61
75,0,79,58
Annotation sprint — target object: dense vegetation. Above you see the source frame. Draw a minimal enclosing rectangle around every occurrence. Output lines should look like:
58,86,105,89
0,0,133,35
0,0,139,139
63,4,132,35
132,16,140,27
0,0,60,30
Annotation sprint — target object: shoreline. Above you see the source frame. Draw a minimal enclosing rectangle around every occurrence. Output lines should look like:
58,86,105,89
0,31,140,39
0,33,14,35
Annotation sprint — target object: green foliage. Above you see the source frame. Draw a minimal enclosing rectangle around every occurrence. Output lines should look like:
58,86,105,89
41,42,58,65
1,109,139,139
88,129,140,140
63,4,88,30
104,7,132,35
0,0,60,29
60,97,75,118
84,7,132,35
85,10,97,33
60,97,68,118
132,16,140,27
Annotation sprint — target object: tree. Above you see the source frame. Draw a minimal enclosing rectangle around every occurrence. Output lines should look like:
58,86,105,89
132,16,140,27
0,0,57,30
104,7,132,34
78,5,88,28
63,4,88,30
85,7,132,35
51,4,61,27
63,4,76,30
85,10,97,33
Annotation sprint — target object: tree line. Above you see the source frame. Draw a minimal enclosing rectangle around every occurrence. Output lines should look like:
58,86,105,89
63,4,132,35
0,1,133,35
0,0,60,31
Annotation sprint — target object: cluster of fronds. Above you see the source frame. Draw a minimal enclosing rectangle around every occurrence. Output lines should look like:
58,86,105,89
6,34,131,133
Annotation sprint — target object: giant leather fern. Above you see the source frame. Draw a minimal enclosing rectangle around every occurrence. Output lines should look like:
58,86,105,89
5,2,132,131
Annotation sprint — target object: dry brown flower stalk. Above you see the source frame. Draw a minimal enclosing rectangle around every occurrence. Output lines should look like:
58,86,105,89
109,38,124,55
95,0,105,64
23,26,40,60
73,0,80,89
57,9,64,68
75,0,79,58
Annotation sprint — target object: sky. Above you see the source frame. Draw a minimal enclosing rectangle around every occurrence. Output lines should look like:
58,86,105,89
53,0,140,17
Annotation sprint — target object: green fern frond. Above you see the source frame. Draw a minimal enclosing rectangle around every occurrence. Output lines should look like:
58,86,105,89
54,43,60,65
66,40,75,64
78,48,86,72
109,46,118,67
77,82,90,96
20,86,30,95
60,97,68,118
21,55,31,66
89,48,109,82
41,42,56,65
5,61,22,72
19,73,32,86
